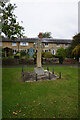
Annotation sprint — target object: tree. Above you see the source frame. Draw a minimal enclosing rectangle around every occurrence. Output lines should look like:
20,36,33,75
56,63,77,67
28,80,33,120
0,1,25,40
72,45,80,55
71,33,80,60
56,47,66,59
38,32,52,38
65,46,73,58
71,33,80,49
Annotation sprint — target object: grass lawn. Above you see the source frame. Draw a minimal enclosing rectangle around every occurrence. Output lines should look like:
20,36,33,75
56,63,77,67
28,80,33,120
2,66,79,118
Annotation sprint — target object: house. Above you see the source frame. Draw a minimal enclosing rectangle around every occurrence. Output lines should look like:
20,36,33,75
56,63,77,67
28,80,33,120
0,37,72,57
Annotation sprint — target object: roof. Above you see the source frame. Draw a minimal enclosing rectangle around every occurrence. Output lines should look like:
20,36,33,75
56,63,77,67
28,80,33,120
1,38,72,44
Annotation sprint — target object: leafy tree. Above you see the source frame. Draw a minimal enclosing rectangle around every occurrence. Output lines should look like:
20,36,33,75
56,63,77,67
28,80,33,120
0,1,25,40
72,45,80,55
64,33,80,60
71,33,80,60
71,33,80,49
56,47,66,59
38,32,52,38
72,45,80,60
65,46,73,58
43,52,53,58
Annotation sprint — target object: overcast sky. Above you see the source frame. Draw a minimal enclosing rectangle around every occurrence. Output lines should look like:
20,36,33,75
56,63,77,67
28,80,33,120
10,0,79,39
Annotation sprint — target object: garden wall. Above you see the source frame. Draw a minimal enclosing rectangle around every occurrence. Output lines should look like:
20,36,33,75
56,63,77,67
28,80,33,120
2,58,77,66
2,58,59,65
42,58,59,65
2,58,34,65
63,58,76,64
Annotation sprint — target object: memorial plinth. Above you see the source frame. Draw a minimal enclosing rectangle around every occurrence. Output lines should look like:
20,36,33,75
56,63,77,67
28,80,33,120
34,67,44,75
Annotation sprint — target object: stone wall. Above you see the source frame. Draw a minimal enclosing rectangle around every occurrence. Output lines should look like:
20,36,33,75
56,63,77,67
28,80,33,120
2,58,34,65
42,58,59,65
2,58,76,66
2,58,59,65
63,58,76,64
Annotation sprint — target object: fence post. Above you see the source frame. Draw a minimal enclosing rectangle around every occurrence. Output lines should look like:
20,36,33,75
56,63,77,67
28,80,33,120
22,65,23,72
49,72,50,80
52,68,54,74
59,72,61,79
36,74,37,81
47,67,49,71
22,65,25,82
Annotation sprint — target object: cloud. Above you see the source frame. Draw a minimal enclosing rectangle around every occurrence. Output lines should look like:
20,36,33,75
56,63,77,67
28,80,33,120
10,0,78,38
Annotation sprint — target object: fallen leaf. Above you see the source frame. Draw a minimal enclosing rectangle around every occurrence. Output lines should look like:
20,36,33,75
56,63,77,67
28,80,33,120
24,107,26,109
13,112,18,115
43,109,45,112
23,114,25,116
17,103,19,106
13,112,15,114
53,116,55,118
15,112,18,115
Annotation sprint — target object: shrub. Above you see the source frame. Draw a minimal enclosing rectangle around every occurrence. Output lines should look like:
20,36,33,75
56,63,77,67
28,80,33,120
16,52,20,56
26,53,30,59
56,48,66,59
42,51,45,57
65,46,73,58
43,52,53,58
33,53,37,58
20,50,26,56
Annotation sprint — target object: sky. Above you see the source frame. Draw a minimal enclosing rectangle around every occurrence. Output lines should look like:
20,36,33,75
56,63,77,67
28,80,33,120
10,0,79,39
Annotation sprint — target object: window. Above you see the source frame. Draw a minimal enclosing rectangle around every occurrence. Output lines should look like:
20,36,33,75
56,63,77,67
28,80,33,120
65,44,68,47
20,42,29,46
52,50,55,55
12,42,17,46
45,43,48,47
13,49,16,54
56,44,60,47
45,50,48,52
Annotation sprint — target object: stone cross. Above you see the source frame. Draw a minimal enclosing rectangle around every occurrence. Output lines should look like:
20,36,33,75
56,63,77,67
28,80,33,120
34,33,44,68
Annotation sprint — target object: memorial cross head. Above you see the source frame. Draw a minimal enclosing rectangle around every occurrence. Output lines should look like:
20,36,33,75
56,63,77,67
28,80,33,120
33,33,45,50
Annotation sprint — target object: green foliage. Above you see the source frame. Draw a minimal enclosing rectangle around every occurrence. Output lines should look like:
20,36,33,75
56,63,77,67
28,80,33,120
43,52,53,58
26,53,29,59
16,52,20,56
71,33,80,60
56,48,66,59
33,53,37,58
72,45,80,61
0,1,24,40
71,33,80,49
20,50,26,56
65,46,73,58
41,51,45,57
